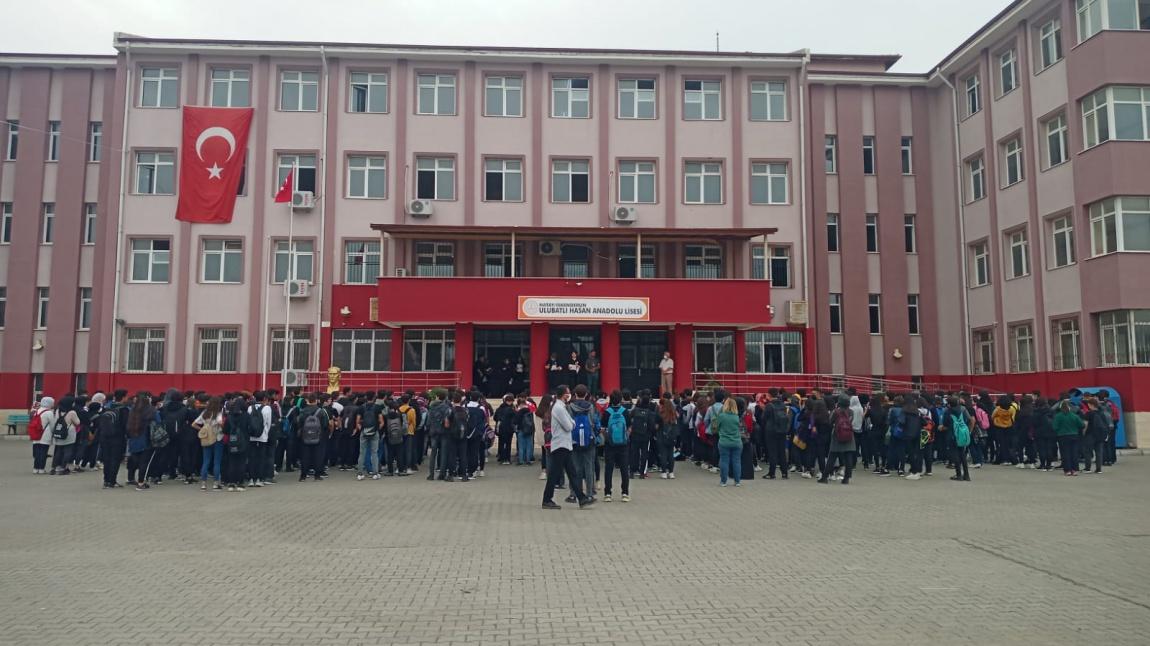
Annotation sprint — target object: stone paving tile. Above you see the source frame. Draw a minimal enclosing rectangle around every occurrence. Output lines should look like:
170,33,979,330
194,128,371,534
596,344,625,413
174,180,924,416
2,443,1150,645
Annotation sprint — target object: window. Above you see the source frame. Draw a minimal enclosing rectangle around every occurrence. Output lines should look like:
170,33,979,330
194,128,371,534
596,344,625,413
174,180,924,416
4,120,16,160
276,154,317,193
965,74,981,117
683,79,721,120
332,329,392,371
551,77,589,118
1082,86,1150,147
139,67,178,108
865,214,879,252
484,158,523,202
1050,214,1076,268
1053,318,1081,370
197,327,239,372
484,242,523,278
552,159,590,203
343,240,381,284
1002,138,1024,186
416,73,457,115
0,287,5,328
1010,323,1036,372
967,156,986,202
829,293,843,334
347,155,387,199
973,329,995,374
484,75,522,117
750,162,788,204
125,327,166,372
868,294,882,334
900,137,913,174
210,68,250,107
87,122,102,162
617,78,655,119
201,239,243,284
862,136,876,175
1,203,11,244
412,157,455,200
46,121,60,161
135,151,176,194
749,80,786,120
746,330,803,373
827,213,841,252
1076,0,1150,42
349,71,388,113
270,328,311,372
768,246,791,287
999,49,1018,95
36,287,49,329
273,240,314,283
971,241,990,287
41,203,54,244
824,135,837,173
694,330,734,372
908,294,921,335
280,70,319,111
129,238,170,283
1091,196,1150,254
617,244,655,278
561,243,591,278
1039,19,1064,69
684,244,722,279
617,160,656,203
904,214,917,253
414,241,455,277
403,329,455,371
1044,114,1068,167
684,161,722,204
1098,310,1150,366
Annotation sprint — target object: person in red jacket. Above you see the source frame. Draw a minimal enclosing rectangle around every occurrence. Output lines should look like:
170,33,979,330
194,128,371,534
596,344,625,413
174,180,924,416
28,397,52,474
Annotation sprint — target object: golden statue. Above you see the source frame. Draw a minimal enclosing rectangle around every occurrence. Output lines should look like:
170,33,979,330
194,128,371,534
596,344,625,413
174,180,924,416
326,366,342,394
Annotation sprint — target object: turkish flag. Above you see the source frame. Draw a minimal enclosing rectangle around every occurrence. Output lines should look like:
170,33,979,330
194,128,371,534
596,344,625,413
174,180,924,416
175,106,254,223
274,169,294,203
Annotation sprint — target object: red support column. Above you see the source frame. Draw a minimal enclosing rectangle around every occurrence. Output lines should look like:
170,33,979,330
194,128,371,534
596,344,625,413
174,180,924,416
389,326,405,375
801,326,817,374
530,322,549,397
454,323,474,390
673,323,694,393
600,323,620,394
734,329,747,374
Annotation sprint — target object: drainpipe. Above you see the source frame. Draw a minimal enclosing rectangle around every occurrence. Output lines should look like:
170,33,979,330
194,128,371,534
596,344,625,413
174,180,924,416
315,45,329,372
109,43,132,375
797,49,810,308
935,69,974,376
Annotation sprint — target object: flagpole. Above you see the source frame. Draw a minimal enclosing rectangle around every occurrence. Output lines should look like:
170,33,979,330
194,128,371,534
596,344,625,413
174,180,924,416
282,163,296,390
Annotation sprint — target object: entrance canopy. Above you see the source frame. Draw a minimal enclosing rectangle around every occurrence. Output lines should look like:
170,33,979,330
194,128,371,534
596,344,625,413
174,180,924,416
370,224,778,242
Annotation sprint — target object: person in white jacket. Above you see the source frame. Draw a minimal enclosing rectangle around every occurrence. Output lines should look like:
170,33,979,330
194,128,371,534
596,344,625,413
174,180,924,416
33,397,55,474
49,395,81,475
541,386,594,510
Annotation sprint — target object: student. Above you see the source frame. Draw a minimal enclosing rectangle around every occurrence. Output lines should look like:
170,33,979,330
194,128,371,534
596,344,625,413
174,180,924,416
601,391,631,502
1082,397,1108,475
31,397,55,474
1099,390,1119,466
657,394,678,479
541,385,595,510
465,391,489,478
494,394,517,465
761,391,790,479
96,390,129,487
821,397,856,485
805,397,831,480
629,390,657,479
566,352,582,388
514,397,536,466
222,397,251,491
246,391,272,487
939,396,974,482
71,395,91,473
1033,397,1057,472
193,396,225,491
49,396,81,475
567,385,598,502
991,396,1017,465
1053,400,1085,476
441,391,472,482
296,393,330,481
536,393,554,481
545,354,563,392
424,391,451,480
126,394,155,490
866,394,889,473
714,397,743,487
398,395,419,475
382,399,408,476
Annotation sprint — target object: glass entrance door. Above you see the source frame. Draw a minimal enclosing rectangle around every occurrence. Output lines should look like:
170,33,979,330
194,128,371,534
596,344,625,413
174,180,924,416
474,329,530,397
547,328,600,391
620,330,667,395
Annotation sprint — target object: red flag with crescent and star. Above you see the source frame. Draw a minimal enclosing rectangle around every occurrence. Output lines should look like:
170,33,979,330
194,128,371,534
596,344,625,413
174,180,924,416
175,106,254,223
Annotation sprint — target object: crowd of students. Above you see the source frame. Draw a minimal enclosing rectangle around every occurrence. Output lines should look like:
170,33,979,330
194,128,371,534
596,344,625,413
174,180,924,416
22,383,1121,503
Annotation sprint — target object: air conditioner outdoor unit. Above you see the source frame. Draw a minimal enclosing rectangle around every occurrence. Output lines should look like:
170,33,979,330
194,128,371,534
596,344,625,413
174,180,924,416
612,206,637,224
281,370,309,388
407,199,434,217
787,300,809,326
291,191,315,210
539,240,561,256
285,280,310,298
394,267,409,277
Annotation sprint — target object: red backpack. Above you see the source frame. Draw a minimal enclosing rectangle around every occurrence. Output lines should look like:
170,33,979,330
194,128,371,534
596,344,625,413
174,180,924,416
833,409,854,443
27,410,45,442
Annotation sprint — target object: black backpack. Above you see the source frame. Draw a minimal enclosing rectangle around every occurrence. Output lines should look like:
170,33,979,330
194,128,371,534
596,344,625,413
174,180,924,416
51,413,70,441
631,406,653,438
769,402,790,434
248,404,266,438
427,403,450,438
452,405,470,440
300,409,324,445
360,403,379,437
96,406,121,441
385,414,405,445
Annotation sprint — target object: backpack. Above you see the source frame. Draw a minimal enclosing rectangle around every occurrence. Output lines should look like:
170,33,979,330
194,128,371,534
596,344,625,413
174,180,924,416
426,403,449,438
227,425,248,454
974,406,990,431
992,407,1014,429
467,406,487,440
889,408,905,439
28,412,45,442
385,414,405,445
770,402,789,434
833,409,854,443
149,416,170,448
248,404,266,438
631,406,653,438
361,403,379,437
300,410,324,446
51,414,70,441
452,405,470,440
605,406,628,446
572,410,594,448
1098,403,1113,430
952,411,971,448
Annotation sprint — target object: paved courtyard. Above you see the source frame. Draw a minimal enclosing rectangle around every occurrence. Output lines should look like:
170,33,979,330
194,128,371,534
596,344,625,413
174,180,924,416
2,440,1149,645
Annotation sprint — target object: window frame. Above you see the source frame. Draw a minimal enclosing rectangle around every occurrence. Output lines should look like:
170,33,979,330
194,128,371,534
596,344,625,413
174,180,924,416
200,238,245,284
1001,137,1024,187
745,330,803,374
1089,196,1150,255
1053,317,1082,370
343,239,382,285
971,240,991,287
1049,213,1077,269
331,329,393,372
683,160,724,205
824,135,837,173
616,159,657,204
415,156,457,201
1043,113,1069,169
1006,228,1031,279
483,157,525,202
1,202,12,244
1076,0,1149,43
827,213,841,253
271,238,316,284
78,286,93,330
749,161,789,205
133,150,177,195
1009,322,1036,372
348,70,389,114
35,287,49,329
964,74,982,118
692,330,735,373
278,69,320,112
124,327,167,373
748,79,787,121
402,328,456,372
904,214,918,253
346,154,388,199
138,66,179,109
768,245,792,288
1082,86,1150,149
415,72,458,116
829,293,843,335
862,136,876,175
1039,18,1064,70
4,120,17,161
128,237,172,284
683,244,723,279
269,327,312,372
550,76,591,119
483,74,524,118
998,48,1019,96
900,136,913,174
46,121,60,162
196,326,240,373
907,294,921,335
972,328,996,374
41,203,54,245
967,155,986,202
868,294,882,335
865,214,880,253
483,241,524,278
209,67,252,108
87,122,102,162
683,78,723,121
550,158,591,204
0,286,6,329
275,152,318,194
616,77,656,120
414,241,456,277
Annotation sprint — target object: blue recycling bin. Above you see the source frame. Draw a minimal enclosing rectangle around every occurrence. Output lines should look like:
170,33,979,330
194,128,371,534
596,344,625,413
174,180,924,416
1068,387,1126,448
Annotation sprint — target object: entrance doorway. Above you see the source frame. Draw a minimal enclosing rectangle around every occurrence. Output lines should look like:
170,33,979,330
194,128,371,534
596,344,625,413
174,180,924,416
474,329,530,397
548,328,600,391
620,330,667,395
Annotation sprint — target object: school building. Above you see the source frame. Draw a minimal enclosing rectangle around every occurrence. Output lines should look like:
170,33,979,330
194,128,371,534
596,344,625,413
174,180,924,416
0,0,1148,442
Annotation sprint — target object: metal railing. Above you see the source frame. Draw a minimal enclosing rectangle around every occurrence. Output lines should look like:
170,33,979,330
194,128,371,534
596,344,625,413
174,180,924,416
692,373,978,396
300,371,461,393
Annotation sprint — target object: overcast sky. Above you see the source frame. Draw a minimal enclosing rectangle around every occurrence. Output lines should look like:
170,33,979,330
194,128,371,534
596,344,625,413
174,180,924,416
6,0,1011,72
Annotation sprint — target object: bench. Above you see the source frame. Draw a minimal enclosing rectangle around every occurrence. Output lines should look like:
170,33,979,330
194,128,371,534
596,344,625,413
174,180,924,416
6,413,30,435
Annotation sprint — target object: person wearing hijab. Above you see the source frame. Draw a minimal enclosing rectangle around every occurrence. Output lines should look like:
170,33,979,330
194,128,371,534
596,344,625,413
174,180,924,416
32,397,55,474
49,396,81,475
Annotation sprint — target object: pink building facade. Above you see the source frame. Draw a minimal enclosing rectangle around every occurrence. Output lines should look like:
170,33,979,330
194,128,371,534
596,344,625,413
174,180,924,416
1,0,1148,441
